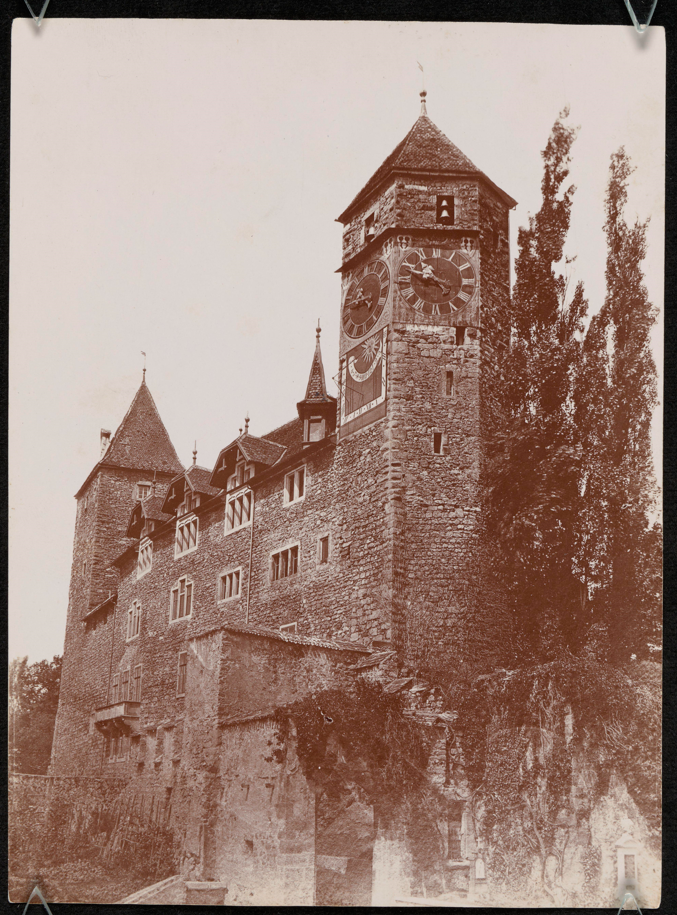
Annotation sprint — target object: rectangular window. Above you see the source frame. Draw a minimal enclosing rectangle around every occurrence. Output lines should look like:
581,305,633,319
136,482,151,501
225,490,252,532
177,651,188,697
175,515,198,557
133,664,142,702
219,569,241,601
121,669,130,702
446,370,455,397
319,535,329,564
364,210,376,241
111,674,119,704
280,622,297,634
284,467,305,504
170,577,193,621
433,432,443,455
455,327,465,346
178,492,200,516
271,545,299,582
127,600,142,640
308,418,323,442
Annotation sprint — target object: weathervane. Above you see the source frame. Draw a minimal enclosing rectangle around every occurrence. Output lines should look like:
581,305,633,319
417,62,427,116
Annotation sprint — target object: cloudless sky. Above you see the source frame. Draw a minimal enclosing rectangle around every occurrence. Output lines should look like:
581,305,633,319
9,21,665,661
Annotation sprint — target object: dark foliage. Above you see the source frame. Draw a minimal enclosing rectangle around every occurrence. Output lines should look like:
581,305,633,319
9,655,62,775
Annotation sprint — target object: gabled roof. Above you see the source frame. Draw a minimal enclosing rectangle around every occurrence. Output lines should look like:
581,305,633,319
161,464,222,515
238,434,287,466
76,380,183,497
210,432,288,490
126,494,173,539
338,113,516,223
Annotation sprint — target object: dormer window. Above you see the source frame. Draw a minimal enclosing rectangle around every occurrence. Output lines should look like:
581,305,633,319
436,195,456,225
136,481,152,501
308,417,324,443
178,492,200,516
228,458,253,491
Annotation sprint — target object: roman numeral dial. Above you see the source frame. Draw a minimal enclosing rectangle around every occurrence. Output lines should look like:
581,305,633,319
342,259,391,339
397,248,477,316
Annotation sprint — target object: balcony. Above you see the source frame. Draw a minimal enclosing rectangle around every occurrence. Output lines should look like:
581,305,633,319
94,701,141,734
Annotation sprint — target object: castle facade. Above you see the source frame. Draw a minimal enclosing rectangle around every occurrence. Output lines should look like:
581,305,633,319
49,96,517,903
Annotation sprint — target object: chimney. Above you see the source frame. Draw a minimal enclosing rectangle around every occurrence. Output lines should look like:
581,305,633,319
100,429,112,456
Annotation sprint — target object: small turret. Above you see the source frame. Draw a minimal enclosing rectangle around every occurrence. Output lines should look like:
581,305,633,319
297,322,337,444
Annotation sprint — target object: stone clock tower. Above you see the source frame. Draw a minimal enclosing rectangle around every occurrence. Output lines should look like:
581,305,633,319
335,93,516,666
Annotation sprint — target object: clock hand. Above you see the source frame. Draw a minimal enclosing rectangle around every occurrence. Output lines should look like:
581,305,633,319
403,263,452,295
350,288,372,311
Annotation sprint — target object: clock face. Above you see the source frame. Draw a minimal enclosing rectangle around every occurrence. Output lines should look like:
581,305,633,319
342,260,390,338
398,248,476,316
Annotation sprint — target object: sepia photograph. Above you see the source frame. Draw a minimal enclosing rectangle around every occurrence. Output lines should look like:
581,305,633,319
8,19,664,907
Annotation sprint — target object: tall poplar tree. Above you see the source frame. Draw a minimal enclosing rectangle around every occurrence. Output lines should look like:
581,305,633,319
489,123,660,662
590,149,660,658
489,108,588,658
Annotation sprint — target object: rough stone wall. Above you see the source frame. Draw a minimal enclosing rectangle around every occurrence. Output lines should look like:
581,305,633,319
387,321,481,665
51,468,173,775
340,179,480,263
246,436,394,646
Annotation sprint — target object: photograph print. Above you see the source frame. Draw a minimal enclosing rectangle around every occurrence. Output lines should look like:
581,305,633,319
8,20,664,907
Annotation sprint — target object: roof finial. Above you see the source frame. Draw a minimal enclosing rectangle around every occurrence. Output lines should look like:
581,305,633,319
316,319,321,340
417,61,427,116
141,351,147,382
244,413,250,434
151,470,157,496
192,441,197,466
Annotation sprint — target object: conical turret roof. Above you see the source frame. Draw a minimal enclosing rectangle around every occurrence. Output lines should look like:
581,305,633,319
338,112,516,222
302,326,333,404
76,379,183,496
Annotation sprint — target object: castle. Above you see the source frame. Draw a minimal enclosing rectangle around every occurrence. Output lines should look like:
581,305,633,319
49,93,518,903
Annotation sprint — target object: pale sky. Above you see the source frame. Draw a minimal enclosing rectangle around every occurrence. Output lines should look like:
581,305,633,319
9,21,665,661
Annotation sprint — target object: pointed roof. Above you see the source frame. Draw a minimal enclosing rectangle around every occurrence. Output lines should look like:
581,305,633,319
75,380,183,497
126,495,174,539
338,113,516,223
161,464,222,515
301,325,334,405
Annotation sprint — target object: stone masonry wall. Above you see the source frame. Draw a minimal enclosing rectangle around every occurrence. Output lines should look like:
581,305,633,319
51,468,173,775
341,178,479,264
248,433,394,645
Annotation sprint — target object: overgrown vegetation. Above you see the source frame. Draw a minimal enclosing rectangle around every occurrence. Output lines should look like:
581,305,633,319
9,778,182,903
274,678,448,884
9,655,62,775
274,679,435,814
448,109,661,899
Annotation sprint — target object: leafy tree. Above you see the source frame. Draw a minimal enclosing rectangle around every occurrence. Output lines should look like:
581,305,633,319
489,117,660,662
9,654,62,775
489,108,588,658
595,149,660,658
